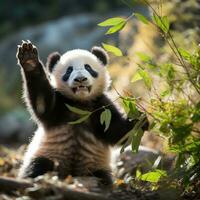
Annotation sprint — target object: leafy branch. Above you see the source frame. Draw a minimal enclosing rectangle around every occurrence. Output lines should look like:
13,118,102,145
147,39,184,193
97,0,200,189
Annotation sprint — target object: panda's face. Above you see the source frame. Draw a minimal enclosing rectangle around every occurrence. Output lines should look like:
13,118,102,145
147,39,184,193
49,48,110,101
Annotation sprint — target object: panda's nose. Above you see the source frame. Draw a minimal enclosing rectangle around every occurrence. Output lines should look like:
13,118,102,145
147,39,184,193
74,76,87,83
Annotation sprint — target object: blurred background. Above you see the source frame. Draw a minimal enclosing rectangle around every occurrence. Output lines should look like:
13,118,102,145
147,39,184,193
0,0,199,147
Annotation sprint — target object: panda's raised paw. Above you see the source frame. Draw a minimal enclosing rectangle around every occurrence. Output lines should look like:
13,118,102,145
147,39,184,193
16,40,39,71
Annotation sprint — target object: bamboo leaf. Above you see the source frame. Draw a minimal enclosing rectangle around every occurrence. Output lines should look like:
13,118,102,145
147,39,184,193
66,104,91,115
131,128,144,153
131,71,143,83
68,114,91,125
178,48,191,60
140,170,167,183
106,21,126,34
136,169,142,178
162,16,170,33
135,13,149,24
100,109,112,131
136,52,152,63
152,14,170,33
102,43,123,56
132,69,152,89
98,17,125,27
138,69,152,89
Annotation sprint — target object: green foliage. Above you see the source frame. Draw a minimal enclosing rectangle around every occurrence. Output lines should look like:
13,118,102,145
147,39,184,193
68,114,91,125
131,72,143,82
106,22,126,34
134,13,149,24
98,0,200,191
131,69,152,89
136,52,152,63
66,104,91,115
152,14,170,33
65,104,91,124
119,102,147,153
100,108,112,131
98,17,125,26
139,169,167,183
122,98,140,119
178,48,191,60
98,17,126,35
65,104,113,131
102,43,123,56
131,128,144,153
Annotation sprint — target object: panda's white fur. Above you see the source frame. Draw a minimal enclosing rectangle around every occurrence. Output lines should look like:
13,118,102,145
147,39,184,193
50,49,111,101
18,127,45,178
19,125,111,178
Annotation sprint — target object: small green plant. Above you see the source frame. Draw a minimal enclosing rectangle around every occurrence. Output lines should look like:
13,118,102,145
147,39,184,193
96,0,200,191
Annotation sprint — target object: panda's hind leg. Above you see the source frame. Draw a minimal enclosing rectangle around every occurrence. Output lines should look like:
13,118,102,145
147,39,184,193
19,157,54,178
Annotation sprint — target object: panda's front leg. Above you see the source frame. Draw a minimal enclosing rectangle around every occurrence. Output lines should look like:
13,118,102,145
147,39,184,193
16,41,55,123
17,40,39,71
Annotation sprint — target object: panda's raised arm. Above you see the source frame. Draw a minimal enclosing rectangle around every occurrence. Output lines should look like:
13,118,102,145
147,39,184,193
16,41,56,123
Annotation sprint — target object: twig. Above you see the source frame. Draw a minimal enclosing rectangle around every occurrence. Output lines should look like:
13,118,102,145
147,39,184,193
53,187,113,200
0,176,33,192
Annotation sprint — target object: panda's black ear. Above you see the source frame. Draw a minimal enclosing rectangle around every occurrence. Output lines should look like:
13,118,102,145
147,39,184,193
46,52,61,72
91,46,109,66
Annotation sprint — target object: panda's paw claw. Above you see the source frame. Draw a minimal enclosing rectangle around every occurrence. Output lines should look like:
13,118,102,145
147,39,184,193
17,40,39,70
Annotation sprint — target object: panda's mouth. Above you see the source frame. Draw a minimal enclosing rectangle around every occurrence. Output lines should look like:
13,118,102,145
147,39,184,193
72,85,92,93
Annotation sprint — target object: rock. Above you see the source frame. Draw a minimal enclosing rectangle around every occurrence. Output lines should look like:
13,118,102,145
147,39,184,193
111,146,174,179
0,108,35,143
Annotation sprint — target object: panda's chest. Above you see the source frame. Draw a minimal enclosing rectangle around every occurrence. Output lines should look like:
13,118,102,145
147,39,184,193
37,125,110,175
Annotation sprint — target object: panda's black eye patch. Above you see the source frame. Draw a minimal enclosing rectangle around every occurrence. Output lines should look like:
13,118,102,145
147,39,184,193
62,66,73,81
84,64,98,78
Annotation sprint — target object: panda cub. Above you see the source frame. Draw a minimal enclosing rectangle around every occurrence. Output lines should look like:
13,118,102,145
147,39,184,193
16,41,148,185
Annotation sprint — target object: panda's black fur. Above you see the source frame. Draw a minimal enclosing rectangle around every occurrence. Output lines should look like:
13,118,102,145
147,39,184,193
16,41,148,185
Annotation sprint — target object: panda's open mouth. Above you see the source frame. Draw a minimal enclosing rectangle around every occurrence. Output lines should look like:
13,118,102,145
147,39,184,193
72,85,92,93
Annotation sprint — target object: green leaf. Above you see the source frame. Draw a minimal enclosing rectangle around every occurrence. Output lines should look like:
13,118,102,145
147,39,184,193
120,131,132,153
102,43,123,56
132,69,152,89
135,13,149,24
131,128,144,153
136,52,152,63
100,109,112,131
149,121,156,130
131,71,143,83
178,48,191,60
98,17,125,27
162,16,170,32
192,102,200,122
119,114,146,153
140,170,167,183
68,114,91,125
122,99,140,119
136,169,142,178
122,99,130,114
160,89,171,98
66,104,91,115
128,101,140,119
106,21,126,34
140,69,152,89
152,14,170,33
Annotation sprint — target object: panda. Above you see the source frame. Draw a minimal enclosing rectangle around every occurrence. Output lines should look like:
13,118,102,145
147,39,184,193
16,40,148,185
